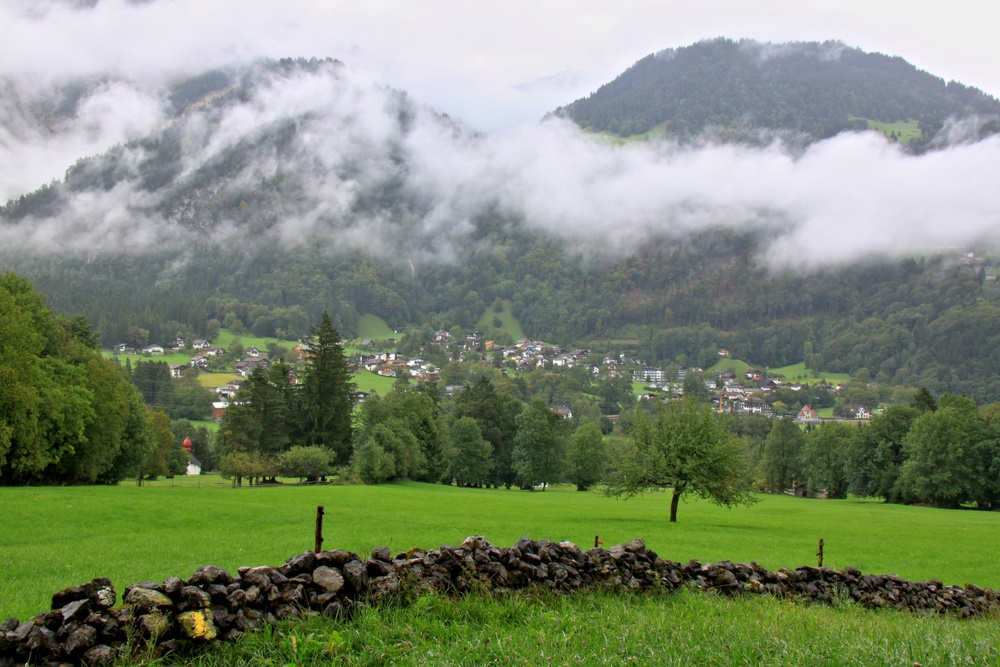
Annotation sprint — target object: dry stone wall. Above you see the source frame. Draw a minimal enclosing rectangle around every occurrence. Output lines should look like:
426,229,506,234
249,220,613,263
2,536,998,666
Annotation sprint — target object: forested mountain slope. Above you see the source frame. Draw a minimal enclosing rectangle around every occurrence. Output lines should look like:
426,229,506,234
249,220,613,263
552,38,1000,145
2,49,1000,402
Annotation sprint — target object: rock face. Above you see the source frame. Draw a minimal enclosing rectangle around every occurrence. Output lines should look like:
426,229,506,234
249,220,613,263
2,538,998,665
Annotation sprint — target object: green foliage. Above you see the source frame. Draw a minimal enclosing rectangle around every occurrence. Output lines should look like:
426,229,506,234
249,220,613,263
608,397,756,522
448,417,493,487
299,313,357,464
761,418,805,493
278,446,332,481
897,395,997,508
799,422,854,498
566,421,608,491
847,404,919,501
512,399,565,490
0,272,153,485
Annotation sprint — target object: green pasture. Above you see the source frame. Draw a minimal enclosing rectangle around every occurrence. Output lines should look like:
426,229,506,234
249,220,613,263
212,329,292,353
477,299,526,341
4,481,1000,623
767,361,851,386
707,357,753,375
355,313,395,341
195,371,240,389
353,370,400,395
851,116,922,143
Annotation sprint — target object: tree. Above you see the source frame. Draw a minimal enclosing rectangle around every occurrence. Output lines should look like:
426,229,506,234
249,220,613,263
448,416,493,487
761,417,805,493
513,399,565,490
567,421,607,491
846,405,918,502
799,422,853,498
607,397,755,522
299,312,357,464
896,394,994,508
911,387,938,413
278,446,332,482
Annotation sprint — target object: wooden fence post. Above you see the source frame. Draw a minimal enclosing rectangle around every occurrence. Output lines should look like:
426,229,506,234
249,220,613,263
817,538,824,567
315,506,325,553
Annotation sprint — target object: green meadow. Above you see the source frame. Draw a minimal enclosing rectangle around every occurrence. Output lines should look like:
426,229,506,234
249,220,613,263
478,299,526,341
355,313,396,340
4,481,1000,625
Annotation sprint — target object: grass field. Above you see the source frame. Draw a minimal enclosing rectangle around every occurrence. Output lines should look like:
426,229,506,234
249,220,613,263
353,370,400,395
355,313,396,341
851,116,922,144
103,350,193,366
4,480,1000,624
707,358,851,386
212,329,292,353
478,299,526,341
769,361,852,386
195,371,240,389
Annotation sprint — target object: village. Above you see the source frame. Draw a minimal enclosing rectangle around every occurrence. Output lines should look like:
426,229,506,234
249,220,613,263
113,326,871,426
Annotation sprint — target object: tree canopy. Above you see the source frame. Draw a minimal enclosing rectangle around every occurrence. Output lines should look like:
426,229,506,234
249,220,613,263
608,397,756,522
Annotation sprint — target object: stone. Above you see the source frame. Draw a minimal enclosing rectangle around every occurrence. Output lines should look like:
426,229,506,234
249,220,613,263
162,577,185,596
188,565,233,587
83,644,116,665
180,586,212,609
343,560,369,593
59,599,91,624
64,624,97,655
624,538,646,553
124,586,173,612
313,567,345,594
371,546,392,562
51,578,116,611
280,551,317,577
177,610,218,641
140,612,171,639
26,625,59,654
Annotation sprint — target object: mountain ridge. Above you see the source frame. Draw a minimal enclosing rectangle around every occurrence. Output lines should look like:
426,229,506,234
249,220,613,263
551,38,1000,146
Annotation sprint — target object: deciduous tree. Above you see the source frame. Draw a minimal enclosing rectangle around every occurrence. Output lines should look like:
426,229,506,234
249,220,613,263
608,397,756,523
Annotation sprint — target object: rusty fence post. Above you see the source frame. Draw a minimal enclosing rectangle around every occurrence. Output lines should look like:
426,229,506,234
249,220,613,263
315,506,325,553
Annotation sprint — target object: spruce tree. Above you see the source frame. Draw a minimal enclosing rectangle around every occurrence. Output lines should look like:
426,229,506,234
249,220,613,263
299,312,356,464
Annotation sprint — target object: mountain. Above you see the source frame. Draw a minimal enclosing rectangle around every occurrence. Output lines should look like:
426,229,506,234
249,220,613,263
551,38,1000,146
3,45,1000,403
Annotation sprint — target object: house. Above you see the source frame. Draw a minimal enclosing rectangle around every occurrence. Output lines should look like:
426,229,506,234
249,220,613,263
235,357,270,377
168,364,186,378
717,348,731,357
552,406,573,420
192,339,212,350
174,336,185,349
851,405,872,420
212,401,229,421
795,405,821,423
186,453,202,476
142,345,164,356
245,346,262,358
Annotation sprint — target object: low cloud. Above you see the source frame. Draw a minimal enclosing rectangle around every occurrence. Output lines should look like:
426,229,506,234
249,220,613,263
2,60,999,272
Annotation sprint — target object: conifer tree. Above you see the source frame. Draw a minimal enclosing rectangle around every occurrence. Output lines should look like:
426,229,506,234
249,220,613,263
299,312,356,464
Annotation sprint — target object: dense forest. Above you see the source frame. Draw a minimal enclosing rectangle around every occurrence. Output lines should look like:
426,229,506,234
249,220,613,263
552,38,1000,144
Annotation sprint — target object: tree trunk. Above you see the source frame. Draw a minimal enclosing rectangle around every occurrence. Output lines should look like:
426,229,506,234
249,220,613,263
669,488,680,523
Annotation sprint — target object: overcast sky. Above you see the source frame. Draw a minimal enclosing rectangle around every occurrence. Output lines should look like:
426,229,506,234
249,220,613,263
4,0,999,133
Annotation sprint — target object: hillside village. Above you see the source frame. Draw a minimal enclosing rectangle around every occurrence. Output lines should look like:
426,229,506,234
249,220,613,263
112,324,870,425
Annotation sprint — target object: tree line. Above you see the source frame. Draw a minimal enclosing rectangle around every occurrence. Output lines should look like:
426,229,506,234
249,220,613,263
0,273,187,484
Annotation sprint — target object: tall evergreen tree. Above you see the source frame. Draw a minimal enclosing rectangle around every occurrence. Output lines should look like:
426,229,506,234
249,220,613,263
299,312,356,464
